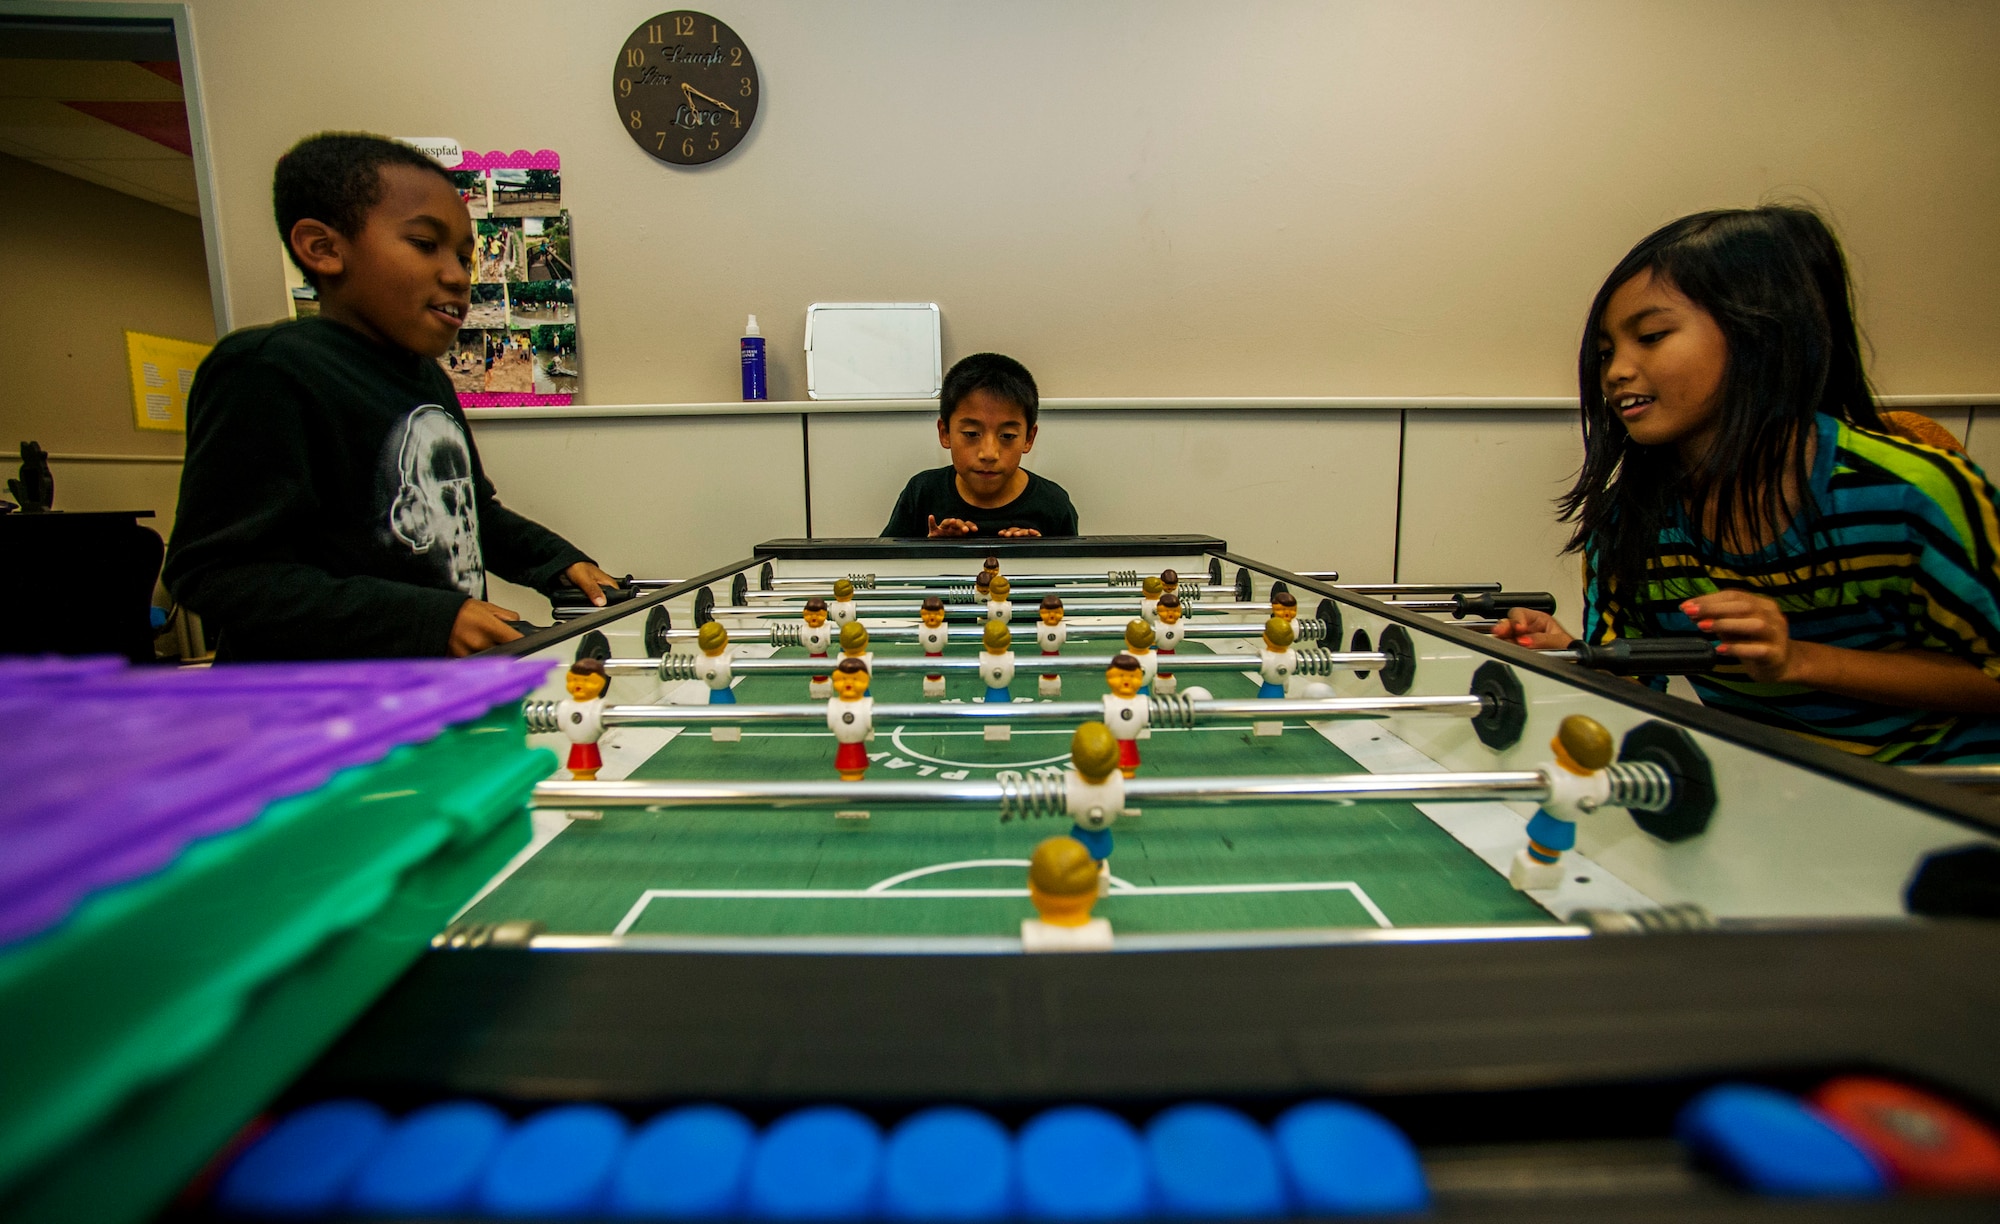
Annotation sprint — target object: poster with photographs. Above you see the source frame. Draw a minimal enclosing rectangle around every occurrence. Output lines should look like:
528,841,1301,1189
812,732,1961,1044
283,145,579,407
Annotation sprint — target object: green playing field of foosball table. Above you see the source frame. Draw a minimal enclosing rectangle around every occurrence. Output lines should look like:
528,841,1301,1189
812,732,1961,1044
458,639,1552,938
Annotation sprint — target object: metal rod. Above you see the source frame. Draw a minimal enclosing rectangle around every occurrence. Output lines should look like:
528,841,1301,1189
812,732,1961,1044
533,693,1483,730
616,651,1390,678
658,621,1333,644
709,599,1512,619
1336,583,1501,595
766,569,1164,588
1904,764,2000,791
741,583,1226,603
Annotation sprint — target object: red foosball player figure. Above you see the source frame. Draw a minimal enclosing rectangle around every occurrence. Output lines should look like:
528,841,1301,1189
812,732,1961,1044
1123,619,1158,693
1036,595,1067,698
826,657,874,781
986,575,1014,624
840,620,875,694
557,657,610,781
979,555,1001,588
1154,593,1185,696
1159,568,1180,601
1270,589,1298,628
1101,653,1149,778
1140,574,1164,623
1509,714,1614,891
918,595,949,698
802,598,834,699
829,578,859,626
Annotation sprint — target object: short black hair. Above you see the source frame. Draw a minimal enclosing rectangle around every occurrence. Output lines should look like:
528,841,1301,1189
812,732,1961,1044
274,132,455,287
941,353,1038,429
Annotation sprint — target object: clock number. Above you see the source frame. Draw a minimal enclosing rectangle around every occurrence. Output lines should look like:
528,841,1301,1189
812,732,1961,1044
674,14,694,35
647,23,662,43
629,109,642,130
708,132,721,151
625,48,644,67
739,75,753,97
655,131,668,150
729,46,742,66
619,77,632,97
711,22,718,43
681,136,695,157
732,112,741,128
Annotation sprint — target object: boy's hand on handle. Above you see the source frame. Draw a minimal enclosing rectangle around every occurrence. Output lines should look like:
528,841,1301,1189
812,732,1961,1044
1683,592,1793,682
449,599,523,657
563,561,622,607
1489,607,1574,651
996,527,1042,538
927,515,980,537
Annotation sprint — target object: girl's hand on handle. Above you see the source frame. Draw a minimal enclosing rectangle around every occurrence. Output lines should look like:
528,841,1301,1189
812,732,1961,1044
1489,607,1575,651
1683,592,1792,682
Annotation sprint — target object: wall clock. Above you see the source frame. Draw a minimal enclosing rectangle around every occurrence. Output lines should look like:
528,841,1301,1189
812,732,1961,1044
613,11,760,165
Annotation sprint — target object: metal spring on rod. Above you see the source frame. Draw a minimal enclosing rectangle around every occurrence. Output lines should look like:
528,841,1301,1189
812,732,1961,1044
1605,760,1673,812
657,654,701,681
1106,569,1140,585
1292,647,1342,677
1147,692,1200,730
944,582,978,604
848,573,877,589
995,768,1069,821
522,699,559,733
1293,617,1331,643
767,621,805,648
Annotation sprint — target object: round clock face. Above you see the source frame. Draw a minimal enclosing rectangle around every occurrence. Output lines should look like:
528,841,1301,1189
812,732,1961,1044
613,11,760,166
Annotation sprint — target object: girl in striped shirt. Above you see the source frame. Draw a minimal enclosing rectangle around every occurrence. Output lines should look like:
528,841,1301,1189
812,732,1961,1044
1493,207,2000,762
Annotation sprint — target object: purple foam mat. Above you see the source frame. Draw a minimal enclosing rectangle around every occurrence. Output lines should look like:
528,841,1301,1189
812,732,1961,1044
0,656,555,948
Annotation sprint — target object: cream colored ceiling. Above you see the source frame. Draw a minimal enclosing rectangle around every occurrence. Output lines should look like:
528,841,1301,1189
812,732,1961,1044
0,59,197,215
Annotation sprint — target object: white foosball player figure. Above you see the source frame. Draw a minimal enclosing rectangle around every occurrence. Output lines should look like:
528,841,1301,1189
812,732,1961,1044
1139,574,1163,623
838,621,876,703
801,599,835,699
827,658,875,782
693,622,740,741
986,575,1014,625
1123,620,1158,694
1255,615,1297,737
918,595,950,698
1154,593,1186,696
1101,655,1149,778
557,658,610,781
980,620,1017,740
1510,715,1616,891
1035,595,1068,698
829,578,859,626
1022,834,1113,952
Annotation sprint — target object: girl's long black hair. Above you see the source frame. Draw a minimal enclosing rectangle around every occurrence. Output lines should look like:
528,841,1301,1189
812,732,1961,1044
1559,206,1883,605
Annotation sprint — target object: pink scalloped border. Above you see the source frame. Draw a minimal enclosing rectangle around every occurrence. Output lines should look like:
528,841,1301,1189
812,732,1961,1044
457,149,560,171
460,392,574,407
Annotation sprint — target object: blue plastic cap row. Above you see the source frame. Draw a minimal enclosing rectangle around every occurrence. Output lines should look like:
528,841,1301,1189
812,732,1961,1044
1678,1084,1888,1197
217,1097,1428,1219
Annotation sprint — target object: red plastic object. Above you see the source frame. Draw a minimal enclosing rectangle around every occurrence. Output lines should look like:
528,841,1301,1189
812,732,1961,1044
1812,1076,2000,1192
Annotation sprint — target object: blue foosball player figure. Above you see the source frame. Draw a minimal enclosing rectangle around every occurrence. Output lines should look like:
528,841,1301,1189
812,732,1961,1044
980,619,1016,704
695,622,736,704
1064,721,1126,899
1510,714,1616,890
1258,616,1296,699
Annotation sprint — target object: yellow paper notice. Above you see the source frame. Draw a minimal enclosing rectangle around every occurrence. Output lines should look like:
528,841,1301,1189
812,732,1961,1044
125,330,211,433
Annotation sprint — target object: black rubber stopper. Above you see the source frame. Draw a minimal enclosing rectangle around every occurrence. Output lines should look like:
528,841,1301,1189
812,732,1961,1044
1271,580,1290,598
1620,720,1718,842
694,586,715,627
1469,661,1527,750
1907,844,2000,919
1314,598,1341,646
759,562,775,590
1378,624,1416,694
1206,557,1222,586
1349,628,1373,679
731,572,748,606
1234,567,1252,601
574,630,611,663
644,605,673,657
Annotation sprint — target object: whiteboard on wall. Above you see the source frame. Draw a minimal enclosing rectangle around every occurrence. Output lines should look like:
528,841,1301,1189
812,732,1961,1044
805,303,942,400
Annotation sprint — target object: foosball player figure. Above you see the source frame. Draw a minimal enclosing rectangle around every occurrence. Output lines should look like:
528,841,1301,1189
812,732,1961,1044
1270,589,1298,628
1021,834,1112,953
827,658,875,782
1036,594,1067,697
802,598,835,699
694,621,736,705
1154,593,1186,696
1101,653,1149,778
1509,714,1615,891
986,574,1014,624
1066,721,1125,895
829,578,859,626
1140,574,1164,622
1159,567,1180,601
558,658,610,781
918,595,950,698
1256,616,1297,737
1123,619,1159,694
974,561,997,599
840,620,875,695
980,620,1017,740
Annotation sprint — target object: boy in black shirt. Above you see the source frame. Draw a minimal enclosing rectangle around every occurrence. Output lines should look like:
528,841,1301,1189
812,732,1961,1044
165,133,618,660
880,353,1079,538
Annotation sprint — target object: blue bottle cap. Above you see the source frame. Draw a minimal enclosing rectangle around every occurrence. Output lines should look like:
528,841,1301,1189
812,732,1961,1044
477,1104,630,1217
1145,1103,1287,1218
346,1100,509,1215
610,1104,757,1218
882,1106,1014,1220
1678,1084,1888,1197
747,1105,883,1219
1017,1106,1149,1220
1273,1100,1429,1215
215,1099,389,1216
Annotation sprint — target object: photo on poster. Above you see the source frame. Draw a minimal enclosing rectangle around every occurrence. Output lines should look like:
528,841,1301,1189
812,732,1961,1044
475,217,525,283
508,279,573,326
530,324,579,395
450,169,490,218
439,329,492,397
482,327,535,395
467,282,507,329
522,214,571,282
491,167,559,217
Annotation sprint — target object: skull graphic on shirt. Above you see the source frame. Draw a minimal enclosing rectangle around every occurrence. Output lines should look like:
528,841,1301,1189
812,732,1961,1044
387,405,485,596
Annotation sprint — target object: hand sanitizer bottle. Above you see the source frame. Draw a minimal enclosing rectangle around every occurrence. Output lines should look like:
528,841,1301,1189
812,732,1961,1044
740,314,767,401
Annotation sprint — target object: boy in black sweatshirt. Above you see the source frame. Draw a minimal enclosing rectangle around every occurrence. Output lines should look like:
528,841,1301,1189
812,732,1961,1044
165,133,617,660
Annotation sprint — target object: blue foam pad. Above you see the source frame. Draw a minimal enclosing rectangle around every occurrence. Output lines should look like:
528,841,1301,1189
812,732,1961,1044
1273,1100,1429,1215
747,1105,883,1219
214,1099,389,1216
346,1100,509,1215
610,1104,757,1218
1144,1103,1286,1218
1017,1106,1150,1220
477,1104,630,1217
882,1107,1014,1220
1678,1085,1887,1197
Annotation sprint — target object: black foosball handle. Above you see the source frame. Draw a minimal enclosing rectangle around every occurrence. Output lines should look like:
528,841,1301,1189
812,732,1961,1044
1453,591,1557,619
549,576,639,611
1567,638,1722,676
